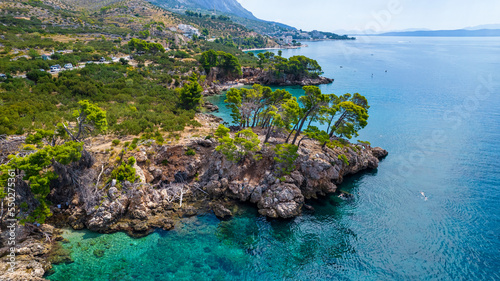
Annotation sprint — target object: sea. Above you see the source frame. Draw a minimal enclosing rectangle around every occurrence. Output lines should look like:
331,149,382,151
47,37,500,281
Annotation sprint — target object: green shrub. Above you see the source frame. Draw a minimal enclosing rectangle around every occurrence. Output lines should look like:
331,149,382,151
185,148,196,156
358,140,371,146
127,156,136,165
274,144,299,176
112,139,121,146
327,139,349,149
20,202,29,211
0,141,83,223
155,132,164,144
338,154,349,166
215,125,260,162
26,70,52,83
111,157,138,182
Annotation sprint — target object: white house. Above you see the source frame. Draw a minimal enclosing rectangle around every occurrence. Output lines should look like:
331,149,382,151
177,24,200,38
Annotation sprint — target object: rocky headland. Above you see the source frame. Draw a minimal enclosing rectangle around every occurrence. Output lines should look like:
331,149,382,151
240,67,334,86
0,114,386,280
204,67,333,97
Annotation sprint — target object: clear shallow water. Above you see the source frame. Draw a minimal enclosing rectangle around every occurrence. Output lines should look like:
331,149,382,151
48,37,500,280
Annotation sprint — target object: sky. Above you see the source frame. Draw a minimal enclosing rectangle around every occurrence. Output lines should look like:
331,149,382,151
236,0,500,33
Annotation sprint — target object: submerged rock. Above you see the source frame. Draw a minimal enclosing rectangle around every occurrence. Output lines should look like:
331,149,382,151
211,202,233,219
47,243,74,265
203,101,219,112
93,249,105,258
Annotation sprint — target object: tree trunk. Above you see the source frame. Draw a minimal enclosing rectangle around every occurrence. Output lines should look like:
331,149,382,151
307,117,314,129
286,123,298,143
251,108,262,127
74,112,87,141
329,111,348,138
292,107,315,145
297,136,310,147
63,123,77,141
326,114,336,135
291,116,307,145
264,125,274,143
262,116,272,128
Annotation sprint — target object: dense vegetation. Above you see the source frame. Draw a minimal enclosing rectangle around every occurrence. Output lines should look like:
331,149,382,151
0,141,84,223
0,0,356,226
213,35,268,50
214,124,261,163
224,84,370,146
128,38,166,54
255,52,323,79
0,0,263,225
0,63,202,135
211,84,370,178
199,49,242,77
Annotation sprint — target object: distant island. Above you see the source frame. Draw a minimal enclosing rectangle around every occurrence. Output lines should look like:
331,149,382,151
379,28,500,37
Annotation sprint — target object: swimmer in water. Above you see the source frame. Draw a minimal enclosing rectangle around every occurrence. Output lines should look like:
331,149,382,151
420,191,428,201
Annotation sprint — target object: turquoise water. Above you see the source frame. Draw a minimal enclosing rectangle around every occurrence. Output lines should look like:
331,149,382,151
48,37,500,280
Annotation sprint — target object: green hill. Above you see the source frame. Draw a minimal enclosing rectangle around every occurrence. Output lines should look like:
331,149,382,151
148,0,295,34
148,0,258,20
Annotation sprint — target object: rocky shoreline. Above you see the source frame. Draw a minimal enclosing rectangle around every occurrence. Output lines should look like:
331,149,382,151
202,66,334,99
0,114,386,280
240,67,334,86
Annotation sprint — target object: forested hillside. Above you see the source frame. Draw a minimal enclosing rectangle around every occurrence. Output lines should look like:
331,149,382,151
148,0,295,34
148,0,258,20
0,0,285,137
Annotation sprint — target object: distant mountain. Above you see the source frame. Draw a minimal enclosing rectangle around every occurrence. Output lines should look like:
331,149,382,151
148,0,257,20
379,29,500,37
332,28,432,36
147,0,295,33
465,24,500,30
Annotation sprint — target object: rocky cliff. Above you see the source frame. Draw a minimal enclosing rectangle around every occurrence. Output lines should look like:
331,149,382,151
0,114,386,280
206,67,333,87
58,115,386,236
240,67,334,86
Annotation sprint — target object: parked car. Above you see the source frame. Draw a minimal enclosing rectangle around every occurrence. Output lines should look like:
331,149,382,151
64,63,73,69
50,65,61,72
99,57,106,62
39,69,45,72
0,73,7,80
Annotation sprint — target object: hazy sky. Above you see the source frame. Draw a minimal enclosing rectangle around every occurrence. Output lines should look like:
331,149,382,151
236,0,500,32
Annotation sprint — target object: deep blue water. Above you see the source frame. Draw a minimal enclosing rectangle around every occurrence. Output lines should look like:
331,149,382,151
48,37,500,280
